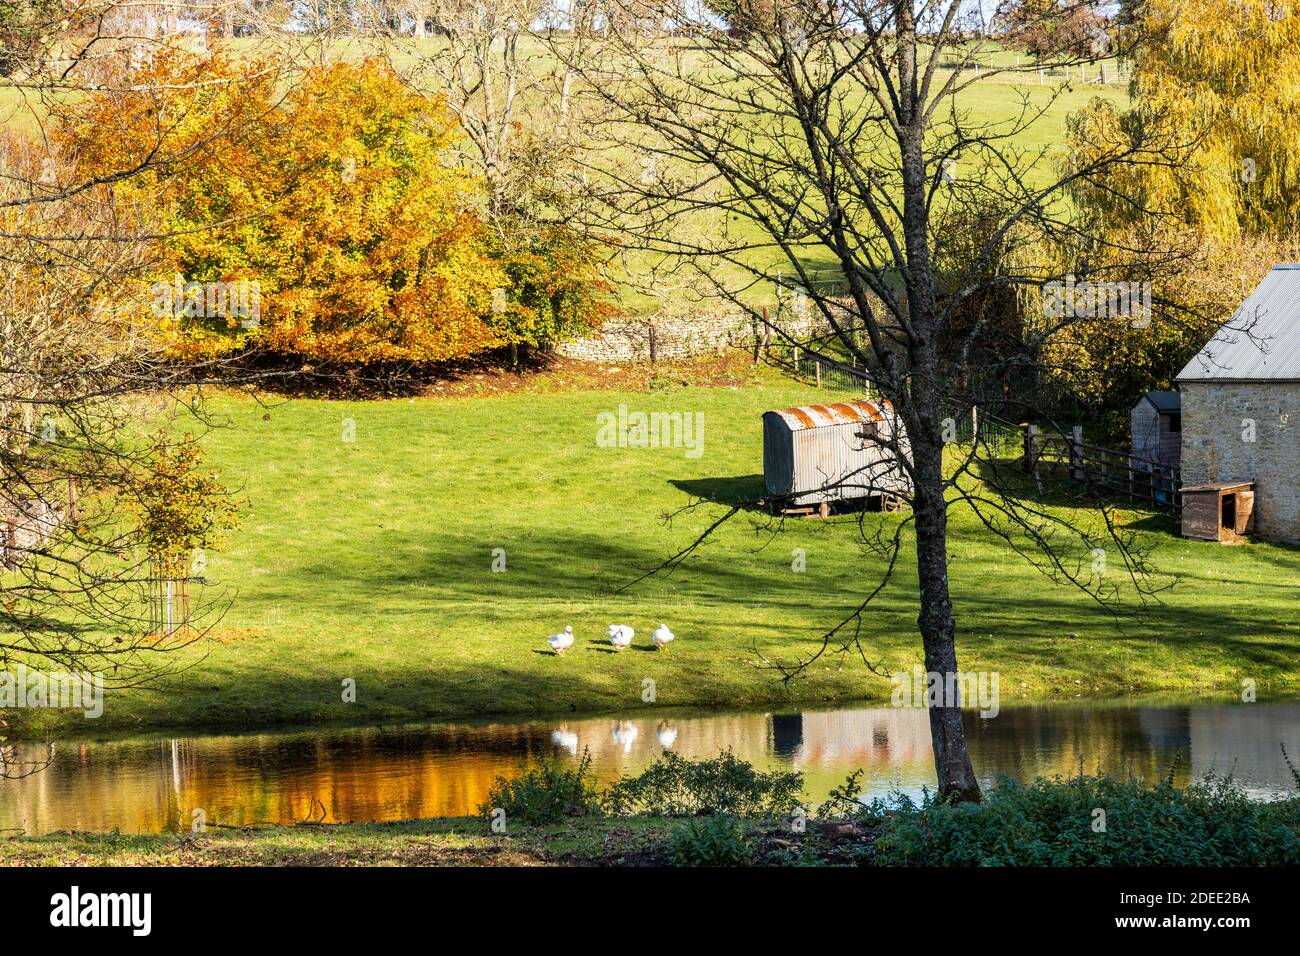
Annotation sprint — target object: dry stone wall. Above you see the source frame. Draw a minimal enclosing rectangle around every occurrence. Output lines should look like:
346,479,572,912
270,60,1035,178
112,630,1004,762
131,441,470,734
557,309,835,363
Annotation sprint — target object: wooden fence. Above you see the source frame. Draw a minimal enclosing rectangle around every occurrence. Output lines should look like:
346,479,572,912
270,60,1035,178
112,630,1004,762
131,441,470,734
764,335,1178,515
1024,424,1180,514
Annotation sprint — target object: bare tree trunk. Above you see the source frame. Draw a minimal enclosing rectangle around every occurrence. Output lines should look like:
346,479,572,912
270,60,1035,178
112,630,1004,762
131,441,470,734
894,7,981,800
912,429,981,802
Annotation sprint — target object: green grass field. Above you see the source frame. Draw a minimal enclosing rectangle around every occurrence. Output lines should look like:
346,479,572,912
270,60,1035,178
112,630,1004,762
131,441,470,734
5,38,1287,738
32,358,1292,735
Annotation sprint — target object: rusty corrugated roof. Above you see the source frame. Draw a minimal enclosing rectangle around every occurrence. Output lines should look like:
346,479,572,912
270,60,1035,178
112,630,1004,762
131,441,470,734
1177,264,1300,382
765,400,890,431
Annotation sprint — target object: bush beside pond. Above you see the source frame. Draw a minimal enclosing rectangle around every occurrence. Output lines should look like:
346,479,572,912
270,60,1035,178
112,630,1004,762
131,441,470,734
861,773,1300,867
477,752,1300,866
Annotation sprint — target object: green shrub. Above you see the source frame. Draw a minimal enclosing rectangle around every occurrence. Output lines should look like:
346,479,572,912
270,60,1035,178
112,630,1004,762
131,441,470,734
817,769,867,819
864,772,1300,866
602,750,803,818
669,815,753,867
477,749,599,826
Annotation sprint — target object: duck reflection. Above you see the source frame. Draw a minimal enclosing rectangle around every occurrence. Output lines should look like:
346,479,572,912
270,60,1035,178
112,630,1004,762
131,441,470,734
550,726,578,756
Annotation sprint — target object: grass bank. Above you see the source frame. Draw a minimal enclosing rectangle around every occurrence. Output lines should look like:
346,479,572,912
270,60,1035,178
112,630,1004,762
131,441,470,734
0,817,674,867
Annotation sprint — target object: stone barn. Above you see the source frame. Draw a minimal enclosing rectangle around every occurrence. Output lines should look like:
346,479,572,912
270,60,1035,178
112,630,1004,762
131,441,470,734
1176,264,1300,543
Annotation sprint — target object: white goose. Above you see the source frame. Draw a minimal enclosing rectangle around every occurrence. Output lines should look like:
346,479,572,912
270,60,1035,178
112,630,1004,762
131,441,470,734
607,624,634,651
651,623,675,651
547,625,574,655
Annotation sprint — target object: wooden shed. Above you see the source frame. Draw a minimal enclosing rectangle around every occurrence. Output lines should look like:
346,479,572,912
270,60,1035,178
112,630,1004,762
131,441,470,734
1180,481,1255,544
1130,390,1181,468
762,400,911,514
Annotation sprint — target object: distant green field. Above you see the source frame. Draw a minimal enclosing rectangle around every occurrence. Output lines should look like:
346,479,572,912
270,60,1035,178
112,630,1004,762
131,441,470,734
9,360,1289,734
1,35,1130,312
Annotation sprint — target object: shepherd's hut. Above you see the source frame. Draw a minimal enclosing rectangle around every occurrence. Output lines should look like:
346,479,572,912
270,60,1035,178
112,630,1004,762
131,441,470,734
1176,263,1300,543
762,400,911,514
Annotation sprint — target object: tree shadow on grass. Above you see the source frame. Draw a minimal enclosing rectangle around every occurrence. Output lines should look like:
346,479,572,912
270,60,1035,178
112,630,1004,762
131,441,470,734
209,482,1300,728
670,474,768,509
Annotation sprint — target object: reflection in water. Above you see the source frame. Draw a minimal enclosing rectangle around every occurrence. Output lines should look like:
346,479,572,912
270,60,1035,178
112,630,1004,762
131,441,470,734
1,700,1297,834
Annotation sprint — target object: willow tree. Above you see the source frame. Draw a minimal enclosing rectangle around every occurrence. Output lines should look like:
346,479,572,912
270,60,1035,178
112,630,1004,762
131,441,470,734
555,0,1191,800
1068,0,1300,239
1047,0,1300,409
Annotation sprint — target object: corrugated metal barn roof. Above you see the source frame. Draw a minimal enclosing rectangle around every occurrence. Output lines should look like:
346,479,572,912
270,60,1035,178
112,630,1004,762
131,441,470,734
765,400,888,431
1177,264,1300,382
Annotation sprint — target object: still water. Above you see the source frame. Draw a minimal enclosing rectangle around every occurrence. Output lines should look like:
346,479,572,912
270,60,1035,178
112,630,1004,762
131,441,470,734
2,699,1297,834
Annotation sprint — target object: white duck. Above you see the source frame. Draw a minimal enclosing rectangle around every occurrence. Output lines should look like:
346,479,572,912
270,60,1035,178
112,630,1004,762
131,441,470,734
607,624,634,651
547,625,574,655
651,623,675,651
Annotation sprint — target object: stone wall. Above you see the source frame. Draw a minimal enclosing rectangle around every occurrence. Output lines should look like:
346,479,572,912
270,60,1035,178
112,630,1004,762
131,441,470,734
1180,381,1300,543
556,309,835,363
1,495,65,568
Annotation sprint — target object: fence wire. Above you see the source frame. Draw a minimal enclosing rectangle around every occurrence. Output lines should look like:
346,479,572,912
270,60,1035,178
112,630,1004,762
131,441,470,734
768,341,1025,459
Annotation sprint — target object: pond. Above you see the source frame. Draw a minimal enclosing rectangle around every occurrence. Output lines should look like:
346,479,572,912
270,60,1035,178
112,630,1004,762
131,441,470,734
2,698,1297,834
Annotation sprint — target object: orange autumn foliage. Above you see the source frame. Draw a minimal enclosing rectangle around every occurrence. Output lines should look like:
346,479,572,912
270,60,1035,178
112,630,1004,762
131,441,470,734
58,52,509,363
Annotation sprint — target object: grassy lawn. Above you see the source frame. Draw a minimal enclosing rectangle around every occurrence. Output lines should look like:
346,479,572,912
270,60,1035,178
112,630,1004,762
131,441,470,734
0,814,880,866
0,817,675,867
15,356,1289,735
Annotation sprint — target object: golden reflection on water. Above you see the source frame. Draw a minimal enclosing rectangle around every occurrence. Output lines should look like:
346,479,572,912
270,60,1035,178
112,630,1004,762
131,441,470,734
1,702,1297,834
